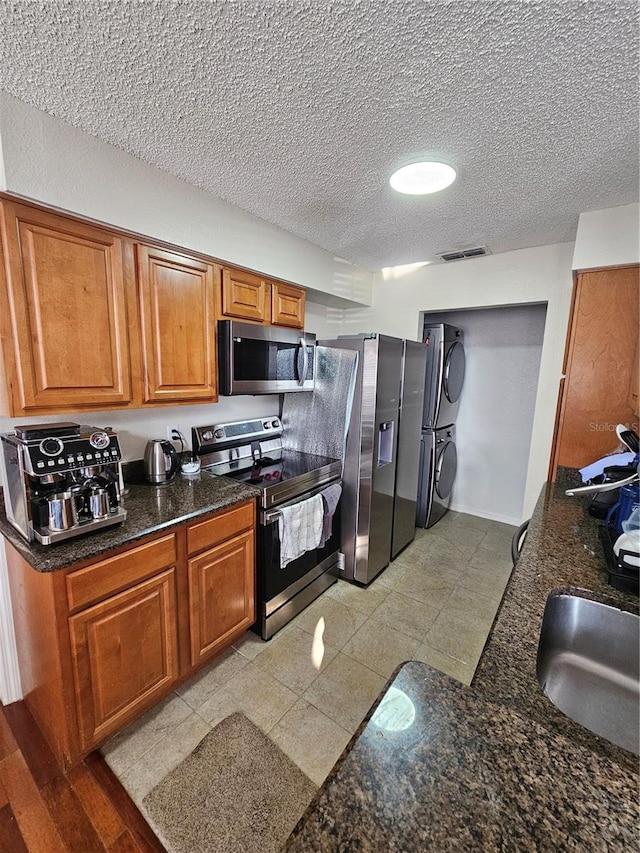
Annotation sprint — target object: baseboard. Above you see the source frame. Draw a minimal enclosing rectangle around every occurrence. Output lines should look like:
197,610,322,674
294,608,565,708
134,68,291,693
449,502,521,527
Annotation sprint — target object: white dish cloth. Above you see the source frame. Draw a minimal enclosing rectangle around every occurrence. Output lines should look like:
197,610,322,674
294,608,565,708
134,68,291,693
319,483,342,548
278,493,324,568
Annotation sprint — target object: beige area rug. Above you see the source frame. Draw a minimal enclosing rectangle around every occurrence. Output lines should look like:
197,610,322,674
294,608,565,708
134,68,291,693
142,712,317,853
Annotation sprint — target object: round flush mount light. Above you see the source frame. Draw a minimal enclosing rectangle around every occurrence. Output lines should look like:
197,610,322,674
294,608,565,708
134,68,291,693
389,161,457,195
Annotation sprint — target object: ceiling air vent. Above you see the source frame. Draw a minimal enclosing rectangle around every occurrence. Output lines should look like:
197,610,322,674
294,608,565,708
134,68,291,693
437,246,491,262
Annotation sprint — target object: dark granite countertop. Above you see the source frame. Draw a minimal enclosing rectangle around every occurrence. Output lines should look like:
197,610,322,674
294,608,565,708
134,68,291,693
285,472,639,852
0,472,260,573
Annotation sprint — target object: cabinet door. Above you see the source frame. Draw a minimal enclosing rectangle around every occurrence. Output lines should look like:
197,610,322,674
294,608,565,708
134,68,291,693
629,334,639,416
137,244,217,403
552,266,639,472
271,281,305,329
1,201,132,412
187,531,255,667
221,267,269,322
69,569,179,752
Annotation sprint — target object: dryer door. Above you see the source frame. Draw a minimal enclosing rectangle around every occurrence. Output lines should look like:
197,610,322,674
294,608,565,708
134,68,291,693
443,340,465,404
435,438,457,500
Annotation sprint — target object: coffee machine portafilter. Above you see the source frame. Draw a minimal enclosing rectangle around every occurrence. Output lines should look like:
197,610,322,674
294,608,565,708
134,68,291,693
1,422,127,545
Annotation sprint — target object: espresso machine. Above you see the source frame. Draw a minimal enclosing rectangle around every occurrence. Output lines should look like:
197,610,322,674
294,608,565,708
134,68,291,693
1,422,127,545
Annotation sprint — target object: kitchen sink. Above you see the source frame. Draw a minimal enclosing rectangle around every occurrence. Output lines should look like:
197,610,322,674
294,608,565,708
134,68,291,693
537,591,639,755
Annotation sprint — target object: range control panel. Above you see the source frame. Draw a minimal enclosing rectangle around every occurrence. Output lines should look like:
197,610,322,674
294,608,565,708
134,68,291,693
22,432,122,476
192,417,282,452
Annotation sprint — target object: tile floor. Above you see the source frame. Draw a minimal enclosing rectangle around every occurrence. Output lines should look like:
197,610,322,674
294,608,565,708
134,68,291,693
101,511,516,799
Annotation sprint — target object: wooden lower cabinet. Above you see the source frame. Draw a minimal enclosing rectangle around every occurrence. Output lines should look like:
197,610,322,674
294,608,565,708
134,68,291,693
69,569,179,752
188,531,254,667
5,498,256,768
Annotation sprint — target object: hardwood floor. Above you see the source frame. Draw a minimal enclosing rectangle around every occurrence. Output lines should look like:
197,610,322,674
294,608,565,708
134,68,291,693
0,701,164,852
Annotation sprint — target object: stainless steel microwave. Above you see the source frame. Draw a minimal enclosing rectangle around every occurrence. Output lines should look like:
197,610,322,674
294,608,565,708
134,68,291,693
218,320,316,395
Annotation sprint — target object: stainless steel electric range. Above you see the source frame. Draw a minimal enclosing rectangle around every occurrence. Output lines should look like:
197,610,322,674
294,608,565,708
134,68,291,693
192,417,342,639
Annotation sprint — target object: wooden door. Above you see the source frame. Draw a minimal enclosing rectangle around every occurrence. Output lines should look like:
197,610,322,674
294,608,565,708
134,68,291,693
68,569,179,752
629,334,639,416
187,531,255,667
551,265,639,474
137,244,217,403
1,201,132,412
220,267,269,322
271,281,305,328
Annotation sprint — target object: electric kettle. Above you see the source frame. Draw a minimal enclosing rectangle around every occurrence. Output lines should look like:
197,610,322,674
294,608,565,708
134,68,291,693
144,440,179,484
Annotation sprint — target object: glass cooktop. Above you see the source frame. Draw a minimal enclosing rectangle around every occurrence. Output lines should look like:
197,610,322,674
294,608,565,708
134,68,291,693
206,448,341,508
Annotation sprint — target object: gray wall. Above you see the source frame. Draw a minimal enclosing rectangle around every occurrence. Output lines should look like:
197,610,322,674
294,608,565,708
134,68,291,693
423,304,547,525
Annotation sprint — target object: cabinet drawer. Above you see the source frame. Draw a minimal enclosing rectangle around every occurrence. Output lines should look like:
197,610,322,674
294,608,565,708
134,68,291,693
66,533,177,613
187,501,255,556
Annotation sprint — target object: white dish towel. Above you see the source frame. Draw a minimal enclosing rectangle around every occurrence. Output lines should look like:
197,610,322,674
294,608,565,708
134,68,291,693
278,493,324,568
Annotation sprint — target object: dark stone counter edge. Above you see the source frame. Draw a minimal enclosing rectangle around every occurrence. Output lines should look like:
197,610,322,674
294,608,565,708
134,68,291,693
0,477,261,573
284,472,640,847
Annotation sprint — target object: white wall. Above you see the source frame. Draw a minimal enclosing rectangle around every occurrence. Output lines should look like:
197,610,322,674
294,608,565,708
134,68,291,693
0,93,373,308
422,306,547,525
339,243,575,520
572,203,640,270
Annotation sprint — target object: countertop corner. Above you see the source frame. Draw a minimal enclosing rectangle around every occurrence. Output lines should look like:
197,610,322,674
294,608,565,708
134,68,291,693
285,472,639,851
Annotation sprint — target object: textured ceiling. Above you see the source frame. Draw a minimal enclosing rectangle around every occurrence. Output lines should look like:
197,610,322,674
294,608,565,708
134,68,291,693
0,0,638,270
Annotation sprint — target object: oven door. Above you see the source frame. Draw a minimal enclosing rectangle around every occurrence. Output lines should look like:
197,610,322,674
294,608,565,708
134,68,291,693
254,485,341,639
218,320,316,395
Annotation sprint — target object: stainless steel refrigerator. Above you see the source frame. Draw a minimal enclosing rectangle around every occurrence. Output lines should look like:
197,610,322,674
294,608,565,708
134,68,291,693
320,334,427,585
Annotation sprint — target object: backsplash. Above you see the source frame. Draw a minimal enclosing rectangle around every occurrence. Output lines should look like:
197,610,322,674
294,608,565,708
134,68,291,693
0,395,280,464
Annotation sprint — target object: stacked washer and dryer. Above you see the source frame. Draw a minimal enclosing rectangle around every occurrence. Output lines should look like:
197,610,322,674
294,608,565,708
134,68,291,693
416,323,466,528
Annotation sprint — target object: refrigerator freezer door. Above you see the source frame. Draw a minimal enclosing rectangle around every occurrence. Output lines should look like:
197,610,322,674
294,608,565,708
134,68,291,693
354,334,403,584
392,339,428,558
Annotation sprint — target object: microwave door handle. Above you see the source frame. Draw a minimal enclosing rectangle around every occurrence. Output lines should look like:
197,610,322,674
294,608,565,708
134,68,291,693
298,337,308,386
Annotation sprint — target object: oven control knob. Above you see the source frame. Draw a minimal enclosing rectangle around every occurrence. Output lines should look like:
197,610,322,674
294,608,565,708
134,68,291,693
271,419,280,428
39,437,64,457
263,421,270,429
214,429,224,439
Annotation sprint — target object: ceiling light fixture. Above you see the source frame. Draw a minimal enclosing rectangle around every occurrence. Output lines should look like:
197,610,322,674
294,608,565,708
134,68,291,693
389,161,456,195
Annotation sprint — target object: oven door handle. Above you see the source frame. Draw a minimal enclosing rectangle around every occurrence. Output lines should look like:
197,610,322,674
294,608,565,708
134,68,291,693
298,337,308,386
260,477,340,526
263,507,282,525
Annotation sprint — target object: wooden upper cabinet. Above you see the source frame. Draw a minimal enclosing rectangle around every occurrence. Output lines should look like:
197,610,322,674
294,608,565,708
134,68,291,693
0,195,310,414
551,265,640,474
271,281,305,329
0,201,132,413
136,244,217,403
220,267,269,323
220,266,306,329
